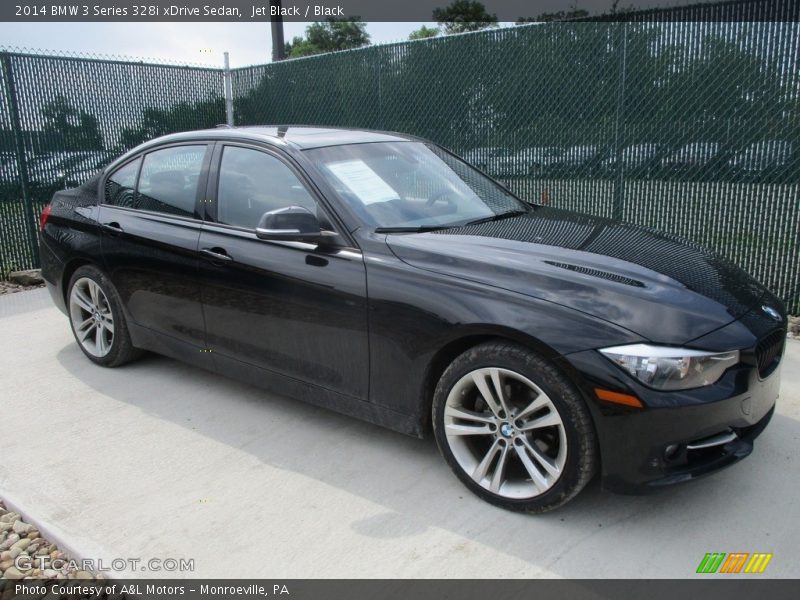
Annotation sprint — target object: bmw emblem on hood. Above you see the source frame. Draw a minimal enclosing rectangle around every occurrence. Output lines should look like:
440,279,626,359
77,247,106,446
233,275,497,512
762,305,782,322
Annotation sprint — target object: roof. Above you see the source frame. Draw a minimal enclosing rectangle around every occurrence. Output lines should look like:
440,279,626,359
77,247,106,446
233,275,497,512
146,126,418,150
239,126,417,149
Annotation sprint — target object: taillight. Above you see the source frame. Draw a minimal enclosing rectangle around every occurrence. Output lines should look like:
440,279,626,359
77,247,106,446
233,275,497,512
39,205,52,231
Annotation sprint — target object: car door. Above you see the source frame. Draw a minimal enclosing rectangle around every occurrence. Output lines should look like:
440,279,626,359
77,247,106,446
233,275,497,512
197,142,369,400
99,143,211,357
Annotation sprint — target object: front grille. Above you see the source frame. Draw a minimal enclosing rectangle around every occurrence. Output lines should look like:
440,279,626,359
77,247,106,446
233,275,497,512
755,329,785,378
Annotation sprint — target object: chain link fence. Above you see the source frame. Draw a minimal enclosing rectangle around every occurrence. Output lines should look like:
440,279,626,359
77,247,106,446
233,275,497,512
0,51,225,274
1,0,798,313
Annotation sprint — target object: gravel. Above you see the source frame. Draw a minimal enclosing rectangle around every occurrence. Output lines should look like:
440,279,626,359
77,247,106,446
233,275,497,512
0,499,86,580
0,279,44,296
789,315,800,338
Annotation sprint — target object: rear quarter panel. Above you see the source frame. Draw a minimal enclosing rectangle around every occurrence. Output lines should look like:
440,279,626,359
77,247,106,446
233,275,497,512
39,178,104,311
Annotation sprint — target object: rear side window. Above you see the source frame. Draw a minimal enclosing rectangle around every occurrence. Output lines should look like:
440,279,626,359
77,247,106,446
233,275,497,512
135,145,207,218
216,146,317,229
104,158,140,207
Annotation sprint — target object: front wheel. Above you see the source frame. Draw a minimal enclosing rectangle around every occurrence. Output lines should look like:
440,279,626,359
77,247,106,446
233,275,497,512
432,341,598,513
67,265,142,367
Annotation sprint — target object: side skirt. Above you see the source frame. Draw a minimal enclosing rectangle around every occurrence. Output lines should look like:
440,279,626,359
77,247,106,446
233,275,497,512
128,321,423,438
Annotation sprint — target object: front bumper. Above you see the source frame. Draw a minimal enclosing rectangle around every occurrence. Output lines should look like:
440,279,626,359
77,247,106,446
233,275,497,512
646,405,773,490
558,324,783,494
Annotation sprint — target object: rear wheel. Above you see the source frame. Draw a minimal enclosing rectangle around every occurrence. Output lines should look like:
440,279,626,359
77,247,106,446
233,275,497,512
432,341,597,513
67,265,141,367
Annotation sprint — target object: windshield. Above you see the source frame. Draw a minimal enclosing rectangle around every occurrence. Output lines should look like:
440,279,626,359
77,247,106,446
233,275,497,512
306,141,527,230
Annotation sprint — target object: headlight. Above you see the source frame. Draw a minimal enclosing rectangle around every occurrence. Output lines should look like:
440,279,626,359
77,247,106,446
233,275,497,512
598,344,739,391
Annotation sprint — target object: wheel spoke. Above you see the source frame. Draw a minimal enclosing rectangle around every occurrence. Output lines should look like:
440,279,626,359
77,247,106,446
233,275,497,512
472,370,505,418
72,288,94,313
88,281,100,307
76,316,94,333
101,316,114,334
98,293,110,312
78,322,96,342
515,394,549,422
472,439,501,483
445,422,493,436
489,443,510,493
518,410,562,431
520,436,561,478
95,324,108,355
514,443,548,491
445,404,495,425
489,368,512,417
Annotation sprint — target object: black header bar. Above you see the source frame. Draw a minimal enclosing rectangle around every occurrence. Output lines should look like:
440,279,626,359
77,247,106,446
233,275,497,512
0,0,797,23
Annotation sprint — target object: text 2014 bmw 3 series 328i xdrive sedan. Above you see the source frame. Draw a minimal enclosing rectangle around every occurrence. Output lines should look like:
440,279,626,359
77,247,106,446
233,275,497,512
39,127,786,512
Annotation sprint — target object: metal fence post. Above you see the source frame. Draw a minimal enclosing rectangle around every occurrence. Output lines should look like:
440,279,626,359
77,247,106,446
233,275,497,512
612,23,628,222
224,52,234,126
0,52,39,267
376,49,383,129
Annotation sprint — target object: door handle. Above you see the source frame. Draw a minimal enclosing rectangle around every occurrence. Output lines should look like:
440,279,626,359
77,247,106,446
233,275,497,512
101,221,123,234
306,255,329,268
200,247,233,262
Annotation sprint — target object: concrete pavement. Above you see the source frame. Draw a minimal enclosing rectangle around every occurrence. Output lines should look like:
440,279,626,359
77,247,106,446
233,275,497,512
1,288,798,578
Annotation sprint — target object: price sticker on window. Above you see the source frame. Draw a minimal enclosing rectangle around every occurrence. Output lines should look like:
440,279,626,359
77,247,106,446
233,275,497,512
326,160,399,205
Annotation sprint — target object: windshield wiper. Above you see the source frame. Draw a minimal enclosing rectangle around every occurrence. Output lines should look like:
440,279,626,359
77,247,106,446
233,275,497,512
374,225,455,233
374,208,530,233
463,209,529,227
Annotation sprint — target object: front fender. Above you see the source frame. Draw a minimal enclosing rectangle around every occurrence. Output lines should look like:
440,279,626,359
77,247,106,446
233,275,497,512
365,252,646,434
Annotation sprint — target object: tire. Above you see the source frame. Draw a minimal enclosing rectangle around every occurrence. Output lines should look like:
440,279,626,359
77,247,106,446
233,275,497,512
432,341,598,513
67,265,142,367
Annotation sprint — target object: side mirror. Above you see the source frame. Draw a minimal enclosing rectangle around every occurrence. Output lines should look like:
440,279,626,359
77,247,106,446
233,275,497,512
255,205,339,245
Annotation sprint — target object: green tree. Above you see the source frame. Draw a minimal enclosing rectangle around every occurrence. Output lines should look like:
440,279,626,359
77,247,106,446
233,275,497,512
648,31,790,146
286,19,370,58
41,96,103,151
408,25,440,41
433,0,497,34
119,96,225,149
516,9,589,23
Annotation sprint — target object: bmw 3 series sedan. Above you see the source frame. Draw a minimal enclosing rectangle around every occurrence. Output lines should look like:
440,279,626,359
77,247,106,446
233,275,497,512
39,127,786,512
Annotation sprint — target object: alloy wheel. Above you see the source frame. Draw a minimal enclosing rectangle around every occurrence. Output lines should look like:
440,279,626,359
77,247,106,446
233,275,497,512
69,277,115,358
444,367,567,499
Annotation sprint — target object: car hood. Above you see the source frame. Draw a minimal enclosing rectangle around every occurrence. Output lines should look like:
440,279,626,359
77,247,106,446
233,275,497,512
385,208,768,345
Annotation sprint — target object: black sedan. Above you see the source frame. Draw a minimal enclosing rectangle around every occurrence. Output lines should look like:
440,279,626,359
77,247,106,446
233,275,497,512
39,127,786,512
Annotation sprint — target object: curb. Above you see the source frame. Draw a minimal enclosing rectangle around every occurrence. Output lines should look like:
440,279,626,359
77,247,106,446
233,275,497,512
0,491,104,577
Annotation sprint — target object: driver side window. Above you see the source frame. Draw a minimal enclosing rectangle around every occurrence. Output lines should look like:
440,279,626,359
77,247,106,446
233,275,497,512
217,146,319,230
